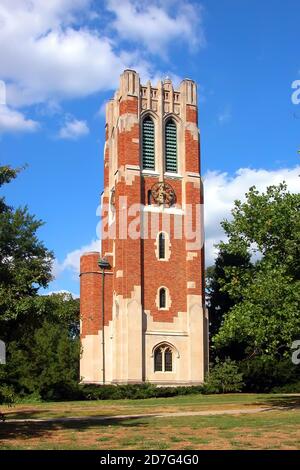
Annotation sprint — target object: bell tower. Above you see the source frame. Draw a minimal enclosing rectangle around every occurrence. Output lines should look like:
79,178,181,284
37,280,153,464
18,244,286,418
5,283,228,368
80,70,208,385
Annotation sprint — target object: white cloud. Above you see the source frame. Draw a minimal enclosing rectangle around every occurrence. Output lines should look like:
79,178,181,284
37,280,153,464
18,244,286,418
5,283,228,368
204,166,300,265
59,117,89,140
0,0,201,108
54,239,100,278
55,166,300,282
107,0,205,55
218,107,231,124
46,290,79,299
0,104,38,133
0,0,137,107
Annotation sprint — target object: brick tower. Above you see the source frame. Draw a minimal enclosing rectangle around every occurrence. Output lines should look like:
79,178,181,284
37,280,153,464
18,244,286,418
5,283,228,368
80,70,208,385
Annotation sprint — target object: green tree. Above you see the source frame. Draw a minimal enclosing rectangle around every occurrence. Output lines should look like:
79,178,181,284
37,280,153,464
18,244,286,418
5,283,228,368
0,166,80,403
212,183,300,362
204,358,244,394
206,249,251,341
7,297,80,401
0,165,54,342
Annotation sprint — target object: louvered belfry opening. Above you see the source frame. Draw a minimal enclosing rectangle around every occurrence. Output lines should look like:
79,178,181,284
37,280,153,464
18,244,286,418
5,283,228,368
165,119,177,173
142,115,155,170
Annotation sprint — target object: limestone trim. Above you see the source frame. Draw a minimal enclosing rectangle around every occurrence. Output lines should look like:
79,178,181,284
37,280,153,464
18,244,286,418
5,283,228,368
164,172,183,179
118,114,139,133
187,281,196,289
143,205,184,216
186,251,198,261
146,331,188,337
185,122,199,141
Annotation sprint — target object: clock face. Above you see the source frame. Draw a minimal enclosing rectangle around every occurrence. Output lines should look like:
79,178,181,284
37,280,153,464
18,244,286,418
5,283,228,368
151,182,176,207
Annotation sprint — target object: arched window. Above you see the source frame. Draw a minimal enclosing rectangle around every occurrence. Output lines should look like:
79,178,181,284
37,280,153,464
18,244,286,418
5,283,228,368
164,348,173,372
154,344,173,372
154,347,163,371
159,288,166,309
147,189,152,205
165,119,177,173
158,233,165,259
142,116,155,170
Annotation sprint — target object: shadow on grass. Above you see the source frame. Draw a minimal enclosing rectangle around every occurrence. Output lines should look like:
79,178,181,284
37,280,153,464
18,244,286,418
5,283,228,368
260,394,300,410
0,416,147,441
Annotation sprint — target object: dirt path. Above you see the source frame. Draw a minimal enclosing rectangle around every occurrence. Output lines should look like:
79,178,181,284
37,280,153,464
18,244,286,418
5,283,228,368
2,406,286,424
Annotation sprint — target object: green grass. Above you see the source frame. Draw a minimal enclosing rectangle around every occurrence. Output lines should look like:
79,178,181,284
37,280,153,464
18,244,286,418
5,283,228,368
1,394,299,450
4,393,299,420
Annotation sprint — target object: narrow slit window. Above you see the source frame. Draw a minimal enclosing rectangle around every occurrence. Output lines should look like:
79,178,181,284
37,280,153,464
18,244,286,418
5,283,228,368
159,233,165,259
165,119,177,173
159,288,166,309
142,116,155,170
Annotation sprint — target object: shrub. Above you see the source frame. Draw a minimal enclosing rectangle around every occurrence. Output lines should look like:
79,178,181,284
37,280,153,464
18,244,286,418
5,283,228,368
204,358,244,393
80,383,205,400
272,381,300,393
240,357,300,392
0,384,15,406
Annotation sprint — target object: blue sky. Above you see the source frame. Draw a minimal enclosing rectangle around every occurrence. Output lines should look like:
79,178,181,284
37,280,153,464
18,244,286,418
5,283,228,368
0,0,299,297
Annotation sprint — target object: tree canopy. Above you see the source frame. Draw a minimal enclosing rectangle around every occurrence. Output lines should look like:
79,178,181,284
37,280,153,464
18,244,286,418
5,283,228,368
211,183,300,361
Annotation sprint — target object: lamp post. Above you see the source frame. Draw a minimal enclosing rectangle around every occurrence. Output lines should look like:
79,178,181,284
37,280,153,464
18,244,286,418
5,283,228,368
98,257,111,385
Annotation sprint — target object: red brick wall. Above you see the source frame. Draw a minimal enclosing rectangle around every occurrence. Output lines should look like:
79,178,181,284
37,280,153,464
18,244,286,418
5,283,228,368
142,213,187,322
80,85,204,334
120,98,138,116
186,105,198,124
80,253,101,337
185,129,200,174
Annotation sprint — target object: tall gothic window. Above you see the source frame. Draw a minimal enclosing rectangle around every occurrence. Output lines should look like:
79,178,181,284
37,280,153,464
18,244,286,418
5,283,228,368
164,348,173,372
142,116,155,170
165,119,177,173
154,344,173,372
159,288,166,308
158,233,165,259
154,347,163,371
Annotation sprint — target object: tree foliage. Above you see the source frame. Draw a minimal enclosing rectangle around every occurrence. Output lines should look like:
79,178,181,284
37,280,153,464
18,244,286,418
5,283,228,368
212,183,300,361
204,358,244,393
0,166,79,404
0,165,54,341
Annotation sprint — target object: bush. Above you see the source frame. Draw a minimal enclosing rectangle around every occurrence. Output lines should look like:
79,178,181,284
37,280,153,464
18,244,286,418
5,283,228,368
204,358,244,393
0,384,15,406
240,357,300,393
272,381,300,393
79,383,205,400
6,320,80,401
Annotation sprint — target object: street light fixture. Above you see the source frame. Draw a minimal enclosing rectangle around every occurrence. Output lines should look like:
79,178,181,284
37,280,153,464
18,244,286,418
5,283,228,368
98,257,111,385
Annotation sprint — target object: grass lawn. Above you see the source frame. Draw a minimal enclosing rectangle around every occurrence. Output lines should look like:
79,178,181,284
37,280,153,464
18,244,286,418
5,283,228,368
0,394,299,450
